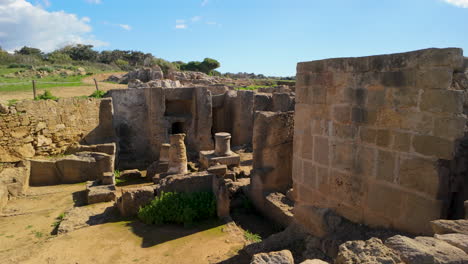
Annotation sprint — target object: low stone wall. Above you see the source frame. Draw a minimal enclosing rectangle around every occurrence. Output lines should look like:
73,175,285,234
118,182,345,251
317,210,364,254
293,48,467,235
0,98,114,162
30,152,114,186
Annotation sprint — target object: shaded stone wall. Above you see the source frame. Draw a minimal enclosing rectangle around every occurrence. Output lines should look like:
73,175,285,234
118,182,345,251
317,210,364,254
293,48,467,235
0,98,114,162
109,87,214,169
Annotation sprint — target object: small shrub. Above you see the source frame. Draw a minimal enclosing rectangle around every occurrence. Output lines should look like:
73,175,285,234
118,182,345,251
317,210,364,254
35,90,58,101
89,90,106,98
37,66,54,73
51,212,67,228
138,191,216,226
7,63,32,69
7,99,18,106
244,230,262,242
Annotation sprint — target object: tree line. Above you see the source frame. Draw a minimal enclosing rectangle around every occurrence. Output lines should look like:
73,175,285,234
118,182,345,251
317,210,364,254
0,44,221,75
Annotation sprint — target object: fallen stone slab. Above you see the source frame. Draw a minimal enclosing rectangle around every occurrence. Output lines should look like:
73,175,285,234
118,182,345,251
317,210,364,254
435,233,468,254
250,249,294,264
431,219,468,235
157,171,214,195
57,202,118,234
120,169,143,179
385,235,468,264
86,181,116,205
335,237,402,264
264,192,294,228
116,186,155,217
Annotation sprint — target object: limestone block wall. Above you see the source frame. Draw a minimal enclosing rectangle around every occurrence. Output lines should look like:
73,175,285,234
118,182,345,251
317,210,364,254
0,98,114,162
293,48,467,235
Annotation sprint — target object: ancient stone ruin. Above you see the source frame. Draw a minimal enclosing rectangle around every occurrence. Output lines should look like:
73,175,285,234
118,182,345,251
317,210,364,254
1,48,467,264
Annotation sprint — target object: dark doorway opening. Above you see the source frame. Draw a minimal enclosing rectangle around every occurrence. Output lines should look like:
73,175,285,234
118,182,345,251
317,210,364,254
171,122,184,134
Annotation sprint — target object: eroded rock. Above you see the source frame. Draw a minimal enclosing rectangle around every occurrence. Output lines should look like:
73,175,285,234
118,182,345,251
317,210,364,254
335,238,402,264
250,249,294,264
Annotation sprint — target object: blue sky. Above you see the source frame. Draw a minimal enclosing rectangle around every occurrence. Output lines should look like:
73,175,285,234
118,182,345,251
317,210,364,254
1,0,468,76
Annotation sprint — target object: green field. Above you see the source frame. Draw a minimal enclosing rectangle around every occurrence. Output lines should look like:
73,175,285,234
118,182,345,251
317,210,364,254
0,67,90,92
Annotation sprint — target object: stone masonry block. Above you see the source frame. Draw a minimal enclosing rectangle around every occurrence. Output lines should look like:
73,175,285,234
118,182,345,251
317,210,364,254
392,131,411,152
367,182,404,220
416,67,454,90
412,135,454,159
399,156,440,197
314,136,329,166
434,116,466,139
420,90,464,114
331,142,355,171
376,150,396,183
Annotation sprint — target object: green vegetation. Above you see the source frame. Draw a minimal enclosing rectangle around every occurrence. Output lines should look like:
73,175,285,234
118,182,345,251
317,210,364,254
236,85,275,91
33,231,44,238
26,225,33,229
35,90,58,101
114,170,124,184
244,230,262,243
7,99,18,106
51,212,67,228
89,90,106,98
138,191,216,226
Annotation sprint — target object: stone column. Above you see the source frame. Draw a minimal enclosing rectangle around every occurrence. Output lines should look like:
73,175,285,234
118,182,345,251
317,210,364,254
215,132,232,156
167,134,188,175
160,143,170,162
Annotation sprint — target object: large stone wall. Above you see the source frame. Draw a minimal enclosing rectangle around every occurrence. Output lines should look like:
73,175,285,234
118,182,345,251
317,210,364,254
293,48,467,235
0,98,114,162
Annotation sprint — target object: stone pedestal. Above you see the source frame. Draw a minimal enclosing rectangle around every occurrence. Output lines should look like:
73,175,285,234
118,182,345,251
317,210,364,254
160,143,170,162
167,134,188,175
215,132,232,156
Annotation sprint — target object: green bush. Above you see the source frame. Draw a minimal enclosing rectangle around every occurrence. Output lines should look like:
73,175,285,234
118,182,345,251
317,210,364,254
37,66,54,73
138,191,216,225
35,90,58,101
7,63,32,69
89,90,106,98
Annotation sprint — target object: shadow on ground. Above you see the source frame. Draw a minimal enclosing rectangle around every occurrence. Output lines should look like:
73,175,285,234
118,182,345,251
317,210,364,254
126,219,224,248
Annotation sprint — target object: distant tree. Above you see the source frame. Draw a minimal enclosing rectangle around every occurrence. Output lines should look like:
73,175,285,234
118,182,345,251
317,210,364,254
14,46,43,58
46,51,72,64
148,58,176,74
114,59,130,70
199,58,220,74
61,44,98,61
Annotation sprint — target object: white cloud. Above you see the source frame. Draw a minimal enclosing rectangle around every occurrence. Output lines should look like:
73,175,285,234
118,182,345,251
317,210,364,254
119,24,131,31
85,0,102,4
176,19,185,24
191,16,202,22
442,0,468,8
175,24,187,29
0,0,107,52
201,0,208,6
42,0,50,7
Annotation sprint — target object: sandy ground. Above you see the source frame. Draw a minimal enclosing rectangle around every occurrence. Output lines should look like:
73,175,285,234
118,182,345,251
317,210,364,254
0,73,127,104
0,184,247,264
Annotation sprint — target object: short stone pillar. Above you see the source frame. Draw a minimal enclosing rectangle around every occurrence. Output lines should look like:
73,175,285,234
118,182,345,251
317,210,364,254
160,143,170,162
214,132,232,157
102,172,115,185
167,134,188,175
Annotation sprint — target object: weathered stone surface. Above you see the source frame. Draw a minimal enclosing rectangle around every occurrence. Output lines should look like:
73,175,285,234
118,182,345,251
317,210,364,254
0,98,115,162
207,164,228,176
116,186,155,217
263,192,294,228
293,48,467,235
435,234,468,254
167,134,188,175
157,171,213,194
101,172,115,185
86,181,116,204
0,103,8,114
146,161,168,181
120,169,142,179
299,260,329,264
250,250,294,264
0,161,30,197
199,150,240,168
0,184,8,212
336,238,402,264
293,205,340,238
58,202,117,234
385,235,468,264
430,219,468,235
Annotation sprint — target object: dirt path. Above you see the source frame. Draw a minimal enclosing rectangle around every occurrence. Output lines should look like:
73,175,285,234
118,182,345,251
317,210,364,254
0,72,127,104
0,184,247,264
